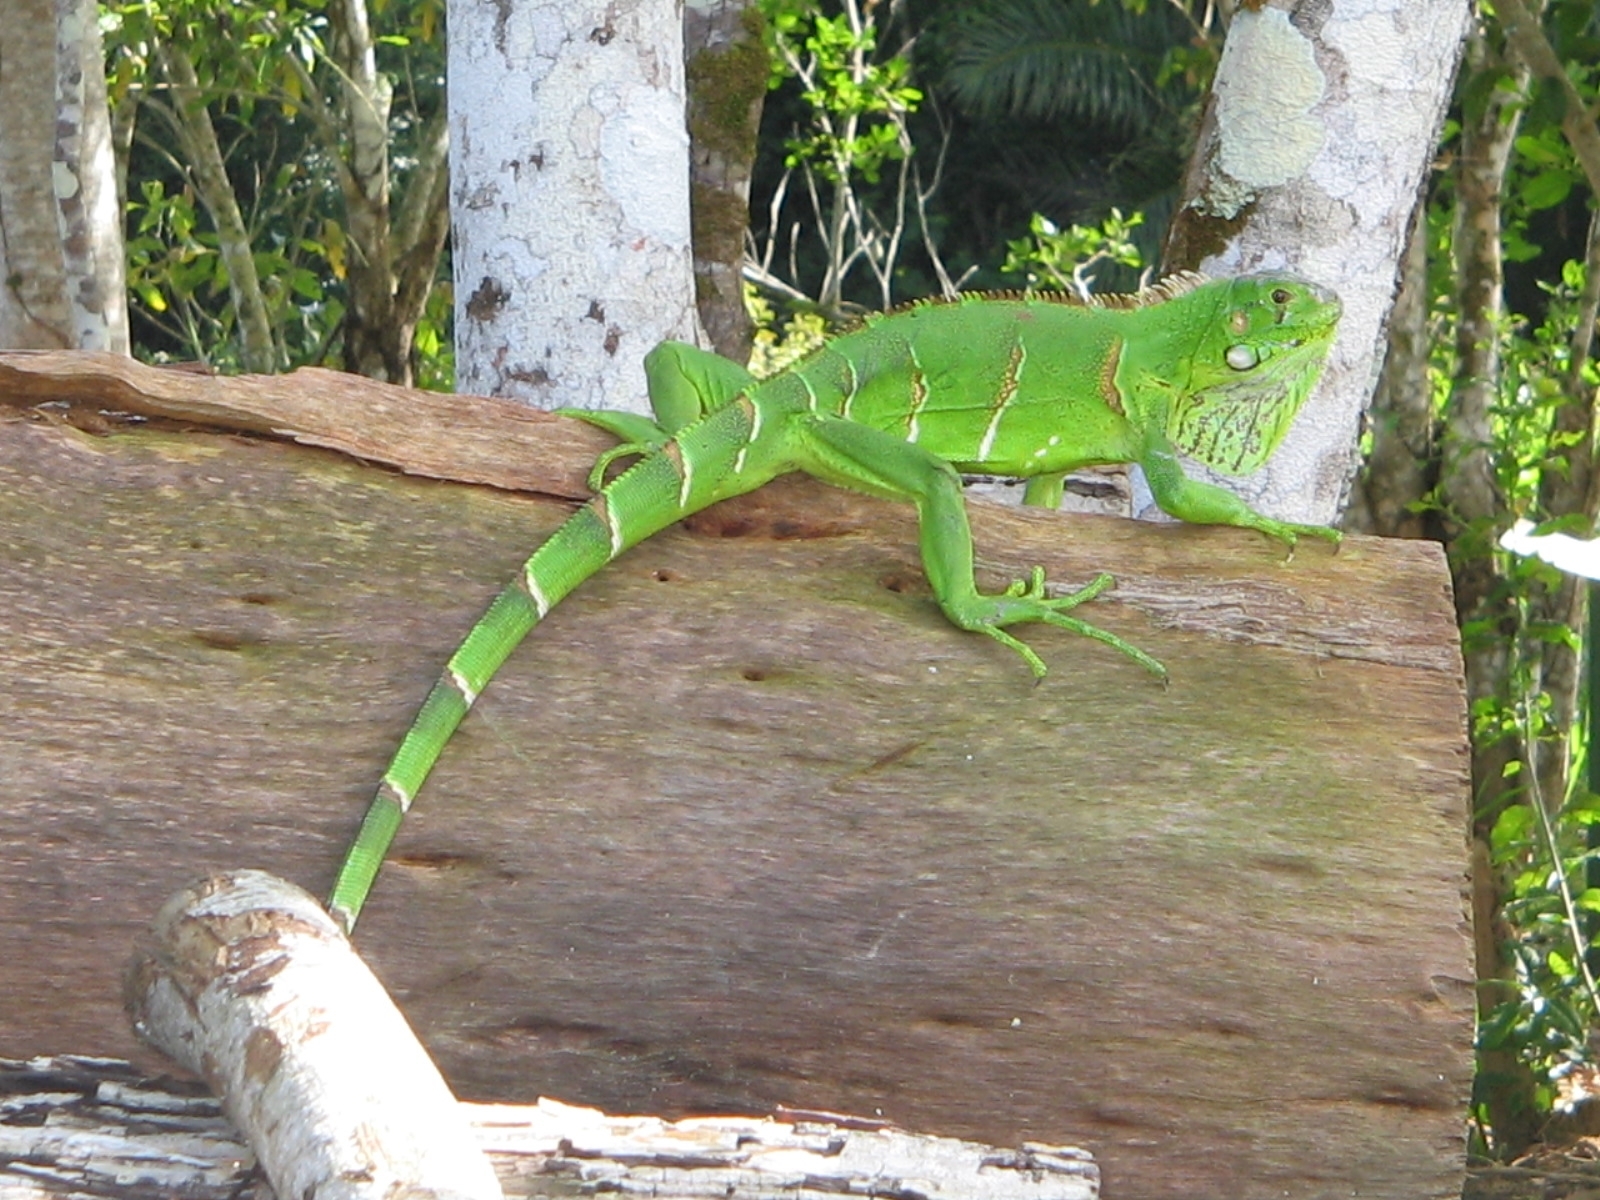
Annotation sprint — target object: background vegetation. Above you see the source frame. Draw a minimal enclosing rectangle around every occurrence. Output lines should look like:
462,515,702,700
99,0,1600,1161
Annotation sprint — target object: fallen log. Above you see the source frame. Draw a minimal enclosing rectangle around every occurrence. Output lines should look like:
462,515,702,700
0,354,1473,1199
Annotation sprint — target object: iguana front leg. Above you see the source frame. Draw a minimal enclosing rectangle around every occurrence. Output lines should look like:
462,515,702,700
1138,427,1341,548
794,414,1166,680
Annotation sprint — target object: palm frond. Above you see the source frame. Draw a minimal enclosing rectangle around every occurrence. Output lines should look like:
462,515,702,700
940,0,1191,129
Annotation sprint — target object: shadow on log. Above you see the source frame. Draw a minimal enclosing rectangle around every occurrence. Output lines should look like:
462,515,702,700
0,352,1472,1199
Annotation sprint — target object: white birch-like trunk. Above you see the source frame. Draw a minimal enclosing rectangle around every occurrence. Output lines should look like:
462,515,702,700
0,0,128,352
1160,0,1470,527
449,0,700,411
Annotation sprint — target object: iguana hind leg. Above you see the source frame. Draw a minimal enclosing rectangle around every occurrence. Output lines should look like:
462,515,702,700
1020,474,1066,509
793,414,1166,680
557,342,760,489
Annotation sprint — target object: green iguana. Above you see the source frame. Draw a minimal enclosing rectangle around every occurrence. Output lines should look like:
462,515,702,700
327,271,1342,933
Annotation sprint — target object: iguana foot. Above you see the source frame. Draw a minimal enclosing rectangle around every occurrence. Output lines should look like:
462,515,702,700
1254,518,1342,563
555,407,675,491
959,567,1168,682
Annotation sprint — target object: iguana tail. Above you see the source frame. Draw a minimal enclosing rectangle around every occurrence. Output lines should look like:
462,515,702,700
327,398,776,933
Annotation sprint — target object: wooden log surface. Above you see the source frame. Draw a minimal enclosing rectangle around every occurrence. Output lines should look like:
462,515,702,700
0,353,1473,1199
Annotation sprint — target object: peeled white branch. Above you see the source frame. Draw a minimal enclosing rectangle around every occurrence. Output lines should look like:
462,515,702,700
124,870,502,1200
1,1056,1101,1200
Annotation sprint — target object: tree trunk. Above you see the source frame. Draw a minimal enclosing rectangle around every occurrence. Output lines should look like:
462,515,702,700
324,0,399,382
1162,0,1469,527
684,0,767,364
449,0,701,409
0,0,128,352
152,40,277,372
318,0,451,386
1446,25,1538,1155
1347,202,1434,539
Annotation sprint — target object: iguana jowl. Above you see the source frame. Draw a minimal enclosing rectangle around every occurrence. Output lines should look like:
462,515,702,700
327,271,1342,932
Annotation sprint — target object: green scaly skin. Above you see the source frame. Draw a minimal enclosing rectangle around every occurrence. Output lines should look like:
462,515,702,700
327,271,1343,933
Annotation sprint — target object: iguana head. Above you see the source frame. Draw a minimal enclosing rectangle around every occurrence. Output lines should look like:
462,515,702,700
1169,273,1342,476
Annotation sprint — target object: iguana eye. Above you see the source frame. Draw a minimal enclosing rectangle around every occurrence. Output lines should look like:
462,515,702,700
1271,287,1293,305
1225,344,1259,370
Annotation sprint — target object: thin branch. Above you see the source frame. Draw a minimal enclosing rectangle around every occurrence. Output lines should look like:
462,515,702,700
1496,0,1600,199
1566,209,1600,392
1520,682,1600,1015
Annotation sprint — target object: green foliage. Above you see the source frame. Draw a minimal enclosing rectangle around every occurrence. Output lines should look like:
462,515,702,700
104,0,451,381
749,0,1192,312
1001,209,1144,294
1471,665,1600,1140
751,0,936,310
744,285,828,377
123,173,342,371
764,0,922,185
411,280,454,393
901,0,1208,287
1428,236,1600,1147
936,0,1206,130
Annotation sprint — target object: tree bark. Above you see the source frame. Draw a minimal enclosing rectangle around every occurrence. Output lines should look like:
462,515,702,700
450,0,701,409
684,0,767,363
1347,202,1434,538
1,1055,1099,1199
0,0,128,352
151,40,277,372
1163,0,1470,528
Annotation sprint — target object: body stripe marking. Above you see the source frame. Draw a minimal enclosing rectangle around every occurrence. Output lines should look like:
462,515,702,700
521,562,551,617
798,372,821,414
448,665,479,706
662,439,691,509
1101,338,1125,416
733,393,759,475
592,493,624,558
905,345,930,443
378,776,412,813
839,356,858,418
977,338,1027,460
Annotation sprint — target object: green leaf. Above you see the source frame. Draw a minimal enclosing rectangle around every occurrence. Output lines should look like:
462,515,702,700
1490,803,1533,853
287,268,323,301
1514,132,1566,166
1521,170,1573,212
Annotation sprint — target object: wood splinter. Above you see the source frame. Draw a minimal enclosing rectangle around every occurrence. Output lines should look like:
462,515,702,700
124,869,503,1200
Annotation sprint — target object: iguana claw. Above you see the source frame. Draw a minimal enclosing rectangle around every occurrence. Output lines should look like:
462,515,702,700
977,567,1167,681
